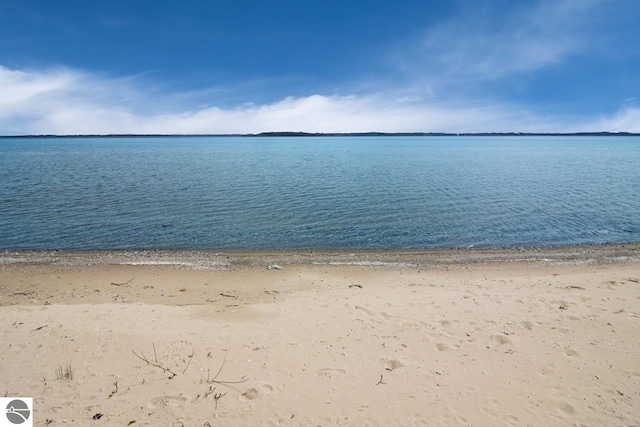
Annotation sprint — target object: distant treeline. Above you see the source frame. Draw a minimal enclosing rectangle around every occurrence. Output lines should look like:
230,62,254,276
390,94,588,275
1,131,639,138
252,131,640,137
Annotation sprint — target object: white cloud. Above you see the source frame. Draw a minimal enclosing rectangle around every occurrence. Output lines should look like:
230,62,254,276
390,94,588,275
0,64,547,134
0,64,636,134
593,107,640,133
128,95,551,134
0,66,77,112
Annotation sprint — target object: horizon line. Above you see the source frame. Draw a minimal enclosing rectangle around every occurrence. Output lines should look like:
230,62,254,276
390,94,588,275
1,131,639,138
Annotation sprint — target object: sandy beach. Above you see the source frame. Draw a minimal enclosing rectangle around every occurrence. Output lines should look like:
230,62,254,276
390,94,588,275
1,245,639,426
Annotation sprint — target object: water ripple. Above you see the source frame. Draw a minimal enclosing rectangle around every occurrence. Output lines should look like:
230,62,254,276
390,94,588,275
1,136,639,250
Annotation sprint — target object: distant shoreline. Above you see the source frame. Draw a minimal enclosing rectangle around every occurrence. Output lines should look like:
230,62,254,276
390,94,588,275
1,131,639,138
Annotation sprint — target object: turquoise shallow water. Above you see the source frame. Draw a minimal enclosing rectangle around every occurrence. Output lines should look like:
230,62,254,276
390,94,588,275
0,136,638,250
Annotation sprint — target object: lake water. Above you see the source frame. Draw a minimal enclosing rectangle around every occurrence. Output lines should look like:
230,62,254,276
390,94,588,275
0,136,638,250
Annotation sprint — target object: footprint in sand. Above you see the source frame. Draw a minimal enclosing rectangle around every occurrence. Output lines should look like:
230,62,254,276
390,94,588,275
552,400,576,415
401,320,427,329
239,384,273,401
490,334,512,345
147,396,187,409
520,321,535,330
563,313,582,321
314,368,346,378
353,305,374,316
384,360,404,371
433,343,460,351
564,348,580,357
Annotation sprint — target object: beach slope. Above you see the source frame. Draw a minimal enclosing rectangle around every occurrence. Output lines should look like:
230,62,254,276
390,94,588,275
1,246,639,426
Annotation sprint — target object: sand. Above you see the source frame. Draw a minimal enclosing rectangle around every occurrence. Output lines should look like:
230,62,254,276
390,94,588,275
1,245,639,426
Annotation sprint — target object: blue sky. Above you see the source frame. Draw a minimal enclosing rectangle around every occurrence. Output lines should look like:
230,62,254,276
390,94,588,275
1,0,639,134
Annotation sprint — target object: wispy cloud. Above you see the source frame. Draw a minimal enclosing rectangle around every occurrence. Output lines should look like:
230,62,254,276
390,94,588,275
594,107,640,133
0,66,76,111
392,0,605,88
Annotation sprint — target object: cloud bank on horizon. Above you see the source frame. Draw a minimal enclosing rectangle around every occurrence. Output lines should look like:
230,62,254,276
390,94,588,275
0,0,639,135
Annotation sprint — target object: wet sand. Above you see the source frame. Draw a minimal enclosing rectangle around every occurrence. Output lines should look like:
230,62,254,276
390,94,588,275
1,245,639,426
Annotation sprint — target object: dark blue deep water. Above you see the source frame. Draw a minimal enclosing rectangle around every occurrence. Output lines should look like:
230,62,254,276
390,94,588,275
0,136,638,250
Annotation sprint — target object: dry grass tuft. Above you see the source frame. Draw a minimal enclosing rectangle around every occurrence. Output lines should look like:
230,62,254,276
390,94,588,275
56,363,73,381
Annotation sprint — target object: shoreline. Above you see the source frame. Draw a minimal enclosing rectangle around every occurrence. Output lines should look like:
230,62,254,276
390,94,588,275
3,241,640,270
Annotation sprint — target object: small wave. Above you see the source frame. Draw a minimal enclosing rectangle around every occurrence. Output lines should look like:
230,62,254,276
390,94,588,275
0,257,28,264
125,261,196,266
312,261,416,268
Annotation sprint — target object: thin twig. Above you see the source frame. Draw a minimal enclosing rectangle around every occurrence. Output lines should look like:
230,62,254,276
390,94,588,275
204,351,248,392
211,351,228,381
203,386,227,410
204,386,216,398
376,374,385,385
213,392,226,410
132,348,177,378
210,352,247,384
183,349,195,374
111,278,134,286
108,381,118,398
